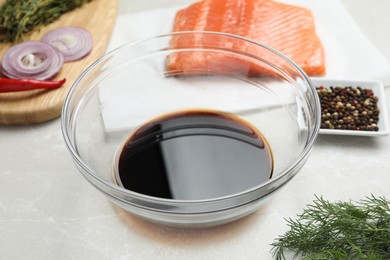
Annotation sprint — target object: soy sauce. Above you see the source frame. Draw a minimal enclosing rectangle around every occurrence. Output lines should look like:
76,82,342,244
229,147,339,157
115,109,273,200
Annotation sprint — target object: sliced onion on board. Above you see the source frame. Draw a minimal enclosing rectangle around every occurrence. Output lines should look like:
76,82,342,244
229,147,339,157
1,41,64,80
41,27,93,62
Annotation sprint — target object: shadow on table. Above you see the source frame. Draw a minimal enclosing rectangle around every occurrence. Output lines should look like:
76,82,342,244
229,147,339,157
112,203,267,247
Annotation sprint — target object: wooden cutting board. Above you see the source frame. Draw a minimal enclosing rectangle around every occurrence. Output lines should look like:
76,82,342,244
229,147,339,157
0,0,117,125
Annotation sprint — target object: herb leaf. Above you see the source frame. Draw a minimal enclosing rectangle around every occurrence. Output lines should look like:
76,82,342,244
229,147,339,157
0,0,94,43
271,195,390,260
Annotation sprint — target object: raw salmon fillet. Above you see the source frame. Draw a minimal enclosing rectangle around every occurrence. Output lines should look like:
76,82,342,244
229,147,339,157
167,0,325,77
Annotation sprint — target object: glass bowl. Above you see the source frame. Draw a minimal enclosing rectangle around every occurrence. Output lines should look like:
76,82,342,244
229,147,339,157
62,31,320,227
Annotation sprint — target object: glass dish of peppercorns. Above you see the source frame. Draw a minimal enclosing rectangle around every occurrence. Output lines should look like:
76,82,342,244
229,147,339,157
312,78,390,136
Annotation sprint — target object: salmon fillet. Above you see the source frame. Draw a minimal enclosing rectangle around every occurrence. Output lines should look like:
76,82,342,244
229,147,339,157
167,0,325,77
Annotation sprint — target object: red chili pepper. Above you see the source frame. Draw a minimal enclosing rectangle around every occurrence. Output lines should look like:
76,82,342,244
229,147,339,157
0,78,66,93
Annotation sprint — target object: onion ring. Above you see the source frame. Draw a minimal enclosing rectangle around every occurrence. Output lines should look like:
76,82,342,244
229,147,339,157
1,41,64,80
41,27,93,62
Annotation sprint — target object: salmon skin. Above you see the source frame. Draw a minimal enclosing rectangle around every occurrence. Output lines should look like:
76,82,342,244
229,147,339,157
167,0,325,77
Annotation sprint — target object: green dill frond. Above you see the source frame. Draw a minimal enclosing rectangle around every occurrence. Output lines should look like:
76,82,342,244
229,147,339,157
0,0,94,42
271,195,390,260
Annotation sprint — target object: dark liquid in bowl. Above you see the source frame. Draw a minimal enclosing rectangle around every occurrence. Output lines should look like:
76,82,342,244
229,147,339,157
116,109,273,200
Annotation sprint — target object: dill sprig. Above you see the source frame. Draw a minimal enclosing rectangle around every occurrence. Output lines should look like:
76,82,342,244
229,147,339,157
271,195,390,260
0,0,94,43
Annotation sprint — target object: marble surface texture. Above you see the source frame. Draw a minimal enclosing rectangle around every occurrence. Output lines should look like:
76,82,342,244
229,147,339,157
1,1,390,259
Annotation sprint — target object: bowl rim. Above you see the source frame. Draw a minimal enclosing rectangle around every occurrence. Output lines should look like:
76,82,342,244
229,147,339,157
61,31,321,211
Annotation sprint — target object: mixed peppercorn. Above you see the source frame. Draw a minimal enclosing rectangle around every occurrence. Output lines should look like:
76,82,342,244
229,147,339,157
316,86,380,131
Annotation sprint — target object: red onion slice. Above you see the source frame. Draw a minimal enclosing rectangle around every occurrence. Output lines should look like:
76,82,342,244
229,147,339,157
1,41,64,80
41,27,93,62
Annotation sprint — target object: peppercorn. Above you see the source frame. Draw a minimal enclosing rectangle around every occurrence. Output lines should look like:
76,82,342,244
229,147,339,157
316,86,380,131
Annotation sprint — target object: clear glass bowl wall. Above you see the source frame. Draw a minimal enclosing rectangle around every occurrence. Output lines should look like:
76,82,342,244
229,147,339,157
62,32,320,227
